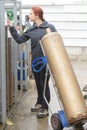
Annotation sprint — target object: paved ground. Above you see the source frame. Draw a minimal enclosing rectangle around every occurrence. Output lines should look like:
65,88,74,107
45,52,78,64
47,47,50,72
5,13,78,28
1,60,87,130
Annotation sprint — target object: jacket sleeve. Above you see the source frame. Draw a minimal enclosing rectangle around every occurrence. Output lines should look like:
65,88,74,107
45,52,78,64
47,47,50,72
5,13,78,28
10,26,30,44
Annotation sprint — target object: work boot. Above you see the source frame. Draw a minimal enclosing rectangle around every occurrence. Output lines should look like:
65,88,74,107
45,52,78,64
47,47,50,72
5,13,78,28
37,108,49,118
31,103,42,112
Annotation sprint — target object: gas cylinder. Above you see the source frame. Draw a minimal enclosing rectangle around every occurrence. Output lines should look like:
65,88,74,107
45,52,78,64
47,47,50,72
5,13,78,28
41,28,87,125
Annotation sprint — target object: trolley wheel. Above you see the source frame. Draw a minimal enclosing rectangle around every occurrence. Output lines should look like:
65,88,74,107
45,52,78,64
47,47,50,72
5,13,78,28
51,113,63,130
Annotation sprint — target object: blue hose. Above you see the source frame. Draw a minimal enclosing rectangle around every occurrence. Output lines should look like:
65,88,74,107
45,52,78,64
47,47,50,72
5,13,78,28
32,56,48,73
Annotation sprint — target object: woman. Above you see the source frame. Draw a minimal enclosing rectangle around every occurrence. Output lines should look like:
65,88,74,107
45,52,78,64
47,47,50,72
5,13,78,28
7,6,57,118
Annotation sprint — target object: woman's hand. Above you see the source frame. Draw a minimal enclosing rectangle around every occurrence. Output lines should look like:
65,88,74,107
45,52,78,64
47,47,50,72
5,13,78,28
7,19,13,27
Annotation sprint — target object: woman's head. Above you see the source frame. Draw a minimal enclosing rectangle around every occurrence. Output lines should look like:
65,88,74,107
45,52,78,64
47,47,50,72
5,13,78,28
29,6,44,22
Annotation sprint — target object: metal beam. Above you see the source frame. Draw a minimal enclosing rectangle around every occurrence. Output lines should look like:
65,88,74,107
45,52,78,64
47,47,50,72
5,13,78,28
0,0,6,124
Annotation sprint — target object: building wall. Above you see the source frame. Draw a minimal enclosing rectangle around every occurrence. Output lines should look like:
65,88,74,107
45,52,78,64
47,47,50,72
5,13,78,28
43,4,87,60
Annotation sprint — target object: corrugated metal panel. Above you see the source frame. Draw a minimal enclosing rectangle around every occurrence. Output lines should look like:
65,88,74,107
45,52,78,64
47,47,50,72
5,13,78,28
43,5,87,47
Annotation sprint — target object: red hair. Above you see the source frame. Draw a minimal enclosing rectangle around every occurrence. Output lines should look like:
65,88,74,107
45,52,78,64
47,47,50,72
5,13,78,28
32,6,44,21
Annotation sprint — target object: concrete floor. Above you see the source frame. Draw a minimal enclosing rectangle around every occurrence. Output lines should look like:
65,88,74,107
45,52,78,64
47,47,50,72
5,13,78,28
2,60,87,130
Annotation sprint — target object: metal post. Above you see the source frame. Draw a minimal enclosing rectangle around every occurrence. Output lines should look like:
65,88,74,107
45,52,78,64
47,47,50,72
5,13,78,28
12,1,19,103
18,1,23,95
0,0,6,124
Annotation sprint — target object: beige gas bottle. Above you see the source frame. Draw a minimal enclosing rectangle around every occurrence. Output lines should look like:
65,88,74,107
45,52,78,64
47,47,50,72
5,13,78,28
41,28,87,125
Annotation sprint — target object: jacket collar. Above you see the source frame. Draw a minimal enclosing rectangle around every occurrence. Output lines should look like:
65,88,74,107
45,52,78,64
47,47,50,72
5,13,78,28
29,20,49,30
